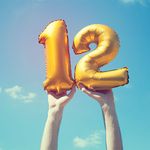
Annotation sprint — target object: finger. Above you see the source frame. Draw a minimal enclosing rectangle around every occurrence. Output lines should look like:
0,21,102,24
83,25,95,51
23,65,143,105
59,86,76,105
78,84,93,95
67,85,76,99
78,83,84,90
80,85,103,99
80,86,93,96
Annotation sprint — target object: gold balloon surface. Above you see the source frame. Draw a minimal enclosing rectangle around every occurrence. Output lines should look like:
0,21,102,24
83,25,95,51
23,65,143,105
39,20,74,94
73,24,129,90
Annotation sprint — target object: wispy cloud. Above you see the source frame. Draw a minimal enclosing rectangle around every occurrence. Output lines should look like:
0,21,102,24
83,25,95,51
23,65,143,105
4,85,36,103
73,131,102,148
119,0,150,6
0,87,2,93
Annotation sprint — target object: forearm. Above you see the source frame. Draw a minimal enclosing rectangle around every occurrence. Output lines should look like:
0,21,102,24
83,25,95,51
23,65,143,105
101,104,123,150
40,109,63,150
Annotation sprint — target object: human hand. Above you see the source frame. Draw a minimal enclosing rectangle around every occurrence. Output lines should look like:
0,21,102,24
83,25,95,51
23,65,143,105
78,85,123,150
79,84,115,111
47,86,76,114
41,87,76,150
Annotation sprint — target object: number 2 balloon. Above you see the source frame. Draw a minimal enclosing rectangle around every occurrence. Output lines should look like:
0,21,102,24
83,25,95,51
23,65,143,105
39,20,129,93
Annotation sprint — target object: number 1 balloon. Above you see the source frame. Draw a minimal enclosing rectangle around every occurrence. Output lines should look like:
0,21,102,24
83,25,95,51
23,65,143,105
39,20,74,94
72,24,129,91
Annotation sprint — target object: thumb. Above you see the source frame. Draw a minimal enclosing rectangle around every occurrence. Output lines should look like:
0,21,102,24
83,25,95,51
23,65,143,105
59,86,76,106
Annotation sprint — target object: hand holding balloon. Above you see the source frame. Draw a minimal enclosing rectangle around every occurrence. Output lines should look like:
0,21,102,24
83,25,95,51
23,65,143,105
79,84,123,150
39,20,126,150
79,84,115,109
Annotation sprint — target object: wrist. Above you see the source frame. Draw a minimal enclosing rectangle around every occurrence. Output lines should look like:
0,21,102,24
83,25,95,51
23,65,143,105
100,103,115,114
48,108,64,120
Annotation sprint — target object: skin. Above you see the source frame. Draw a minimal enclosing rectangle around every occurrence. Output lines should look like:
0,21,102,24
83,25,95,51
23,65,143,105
40,86,76,150
40,85,123,150
79,84,123,150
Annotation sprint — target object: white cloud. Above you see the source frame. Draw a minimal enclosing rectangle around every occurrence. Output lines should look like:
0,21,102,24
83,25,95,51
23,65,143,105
4,85,36,103
5,85,22,99
20,92,36,103
119,0,150,5
73,131,102,148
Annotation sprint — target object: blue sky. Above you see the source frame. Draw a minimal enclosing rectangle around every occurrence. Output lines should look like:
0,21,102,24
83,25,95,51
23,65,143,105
0,0,150,149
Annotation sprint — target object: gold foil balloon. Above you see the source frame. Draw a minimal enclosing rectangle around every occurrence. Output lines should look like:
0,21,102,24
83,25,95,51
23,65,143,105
39,20,74,94
73,24,129,91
